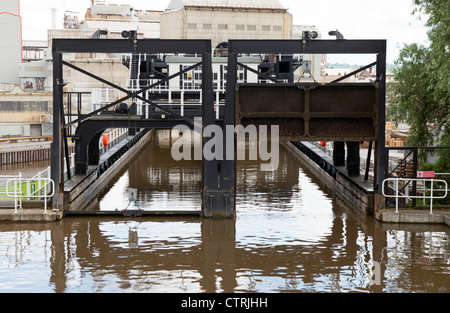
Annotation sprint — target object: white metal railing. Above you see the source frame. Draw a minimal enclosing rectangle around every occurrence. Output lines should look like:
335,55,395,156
99,128,128,150
2,172,55,214
0,173,23,211
30,167,51,200
136,90,225,120
91,88,122,112
63,153,76,181
382,178,448,214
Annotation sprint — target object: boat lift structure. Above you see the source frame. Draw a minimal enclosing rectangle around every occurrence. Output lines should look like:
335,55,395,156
51,37,387,218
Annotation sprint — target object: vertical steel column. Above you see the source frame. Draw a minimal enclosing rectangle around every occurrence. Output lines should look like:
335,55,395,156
376,52,387,189
202,49,219,217
333,142,345,166
364,142,373,181
374,50,387,214
202,47,236,218
220,51,238,217
346,141,360,176
88,132,103,165
51,52,64,211
412,148,418,207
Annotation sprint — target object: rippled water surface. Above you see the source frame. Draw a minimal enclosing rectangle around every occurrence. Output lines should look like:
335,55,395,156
0,131,449,293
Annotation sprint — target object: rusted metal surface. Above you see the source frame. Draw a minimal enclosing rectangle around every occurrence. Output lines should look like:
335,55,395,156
236,83,379,142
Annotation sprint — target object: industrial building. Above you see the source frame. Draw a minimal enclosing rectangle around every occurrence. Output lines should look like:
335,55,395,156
0,0,324,138
63,2,161,39
160,0,293,48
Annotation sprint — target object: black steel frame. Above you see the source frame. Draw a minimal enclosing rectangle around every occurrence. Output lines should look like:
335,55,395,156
52,38,387,218
52,39,214,214
225,39,387,214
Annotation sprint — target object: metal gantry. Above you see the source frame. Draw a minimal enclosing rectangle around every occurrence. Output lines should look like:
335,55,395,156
51,39,214,214
225,39,387,217
52,38,387,218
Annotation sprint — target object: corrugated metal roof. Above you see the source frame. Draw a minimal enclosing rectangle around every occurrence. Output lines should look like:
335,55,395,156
167,0,286,11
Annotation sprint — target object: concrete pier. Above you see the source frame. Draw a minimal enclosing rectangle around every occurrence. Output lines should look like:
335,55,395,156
0,208,63,222
380,209,450,226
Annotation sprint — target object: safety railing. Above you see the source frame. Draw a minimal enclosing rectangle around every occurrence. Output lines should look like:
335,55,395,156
6,177,55,214
0,173,23,210
99,128,128,151
138,90,225,120
64,153,76,181
382,178,448,214
1,169,55,214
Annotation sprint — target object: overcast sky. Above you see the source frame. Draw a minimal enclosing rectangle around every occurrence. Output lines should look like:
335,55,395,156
20,0,430,65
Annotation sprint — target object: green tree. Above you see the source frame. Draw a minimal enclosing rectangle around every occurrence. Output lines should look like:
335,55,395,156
388,0,449,171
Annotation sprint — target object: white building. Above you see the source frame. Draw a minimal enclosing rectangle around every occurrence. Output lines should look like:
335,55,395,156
65,3,161,39
160,0,293,49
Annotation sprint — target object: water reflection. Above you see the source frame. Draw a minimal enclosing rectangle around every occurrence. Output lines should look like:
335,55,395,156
0,216,449,293
93,131,202,212
0,131,449,293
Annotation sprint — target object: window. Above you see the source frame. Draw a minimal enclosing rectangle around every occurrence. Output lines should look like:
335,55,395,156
262,25,271,31
0,101,49,112
236,24,245,30
218,24,228,30
187,23,197,29
273,26,282,32
203,24,212,29
247,25,257,31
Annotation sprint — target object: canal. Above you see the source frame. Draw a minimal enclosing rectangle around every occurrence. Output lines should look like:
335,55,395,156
0,131,449,293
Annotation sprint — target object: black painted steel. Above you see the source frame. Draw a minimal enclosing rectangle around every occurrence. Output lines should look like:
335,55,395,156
51,39,215,216
53,38,388,218
227,39,387,214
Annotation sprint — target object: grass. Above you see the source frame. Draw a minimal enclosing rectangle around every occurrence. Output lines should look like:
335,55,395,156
0,181,49,201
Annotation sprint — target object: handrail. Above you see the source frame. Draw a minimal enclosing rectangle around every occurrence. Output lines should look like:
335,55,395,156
6,177,55,214
137,94,226,119
382,178,448,214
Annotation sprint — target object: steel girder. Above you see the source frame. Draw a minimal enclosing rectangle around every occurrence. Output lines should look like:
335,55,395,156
52,39,214,214
226,39,387,215
52,38,387,218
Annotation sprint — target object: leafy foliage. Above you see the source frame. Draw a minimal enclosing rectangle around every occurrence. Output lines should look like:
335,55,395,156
388,0,449,171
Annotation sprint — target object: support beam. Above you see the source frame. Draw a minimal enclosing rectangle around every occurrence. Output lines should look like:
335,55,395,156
374,50,387,215
333,142,345,166
375,52,387,191
53,39,212,54
88,132,102,166
365,142,372,181
202,49,235,218
51,52,64,211
73,118,193,175
227,39,387,55
346,141,360,176
66,62,202,127
331,62,377,83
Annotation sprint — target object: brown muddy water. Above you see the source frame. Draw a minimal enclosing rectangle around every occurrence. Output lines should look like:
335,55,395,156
0,131,449,293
